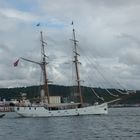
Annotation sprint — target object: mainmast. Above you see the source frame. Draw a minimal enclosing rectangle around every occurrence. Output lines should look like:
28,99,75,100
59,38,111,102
72,22,83,105
40,31,50,104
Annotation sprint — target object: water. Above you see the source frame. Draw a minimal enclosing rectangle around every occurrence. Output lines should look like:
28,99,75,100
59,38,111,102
0,107,140,140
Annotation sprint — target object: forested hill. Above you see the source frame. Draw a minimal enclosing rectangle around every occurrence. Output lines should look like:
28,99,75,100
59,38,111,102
0,85,140,105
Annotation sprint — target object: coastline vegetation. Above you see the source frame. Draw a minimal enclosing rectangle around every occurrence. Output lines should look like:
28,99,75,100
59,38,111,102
0,85,139,105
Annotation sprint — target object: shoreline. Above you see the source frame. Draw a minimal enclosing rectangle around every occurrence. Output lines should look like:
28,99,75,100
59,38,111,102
0,104,140,112
109,104,140,108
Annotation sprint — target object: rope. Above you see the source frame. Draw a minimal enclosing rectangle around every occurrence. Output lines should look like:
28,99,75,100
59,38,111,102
90,88,104,101
105,89,119,97
78,44,131,97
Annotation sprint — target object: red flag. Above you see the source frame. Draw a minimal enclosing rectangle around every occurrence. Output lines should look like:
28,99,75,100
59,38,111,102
13,59,19,67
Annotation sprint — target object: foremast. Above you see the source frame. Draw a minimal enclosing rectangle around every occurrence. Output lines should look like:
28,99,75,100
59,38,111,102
20,31,50,104
72,22,83,105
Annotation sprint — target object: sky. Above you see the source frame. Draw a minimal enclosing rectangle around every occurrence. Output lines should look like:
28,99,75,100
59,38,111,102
0,0,140,90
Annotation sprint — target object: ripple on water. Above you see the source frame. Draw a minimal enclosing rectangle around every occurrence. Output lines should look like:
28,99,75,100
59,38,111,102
0,108,140,140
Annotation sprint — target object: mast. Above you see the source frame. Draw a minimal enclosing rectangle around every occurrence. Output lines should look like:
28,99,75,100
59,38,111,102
18,31,50,104
40,31,50,104
72,22,83,105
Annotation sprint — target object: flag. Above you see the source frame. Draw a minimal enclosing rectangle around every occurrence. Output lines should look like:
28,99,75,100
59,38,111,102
36,23,40,26
71,21,73,25
13,59,19,67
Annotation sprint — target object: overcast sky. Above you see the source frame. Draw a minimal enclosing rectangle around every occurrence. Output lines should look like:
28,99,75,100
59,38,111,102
0,0,140,90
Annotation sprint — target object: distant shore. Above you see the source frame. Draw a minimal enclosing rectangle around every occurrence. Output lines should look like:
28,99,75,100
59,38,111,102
109,104,140,108
0,104,140,112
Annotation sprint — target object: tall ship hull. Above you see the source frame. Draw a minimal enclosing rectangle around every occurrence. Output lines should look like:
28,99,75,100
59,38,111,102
14,103,108,117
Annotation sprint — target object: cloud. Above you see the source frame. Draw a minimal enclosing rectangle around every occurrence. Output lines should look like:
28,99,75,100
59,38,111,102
119,47,140,65
0,8,37,21
0,0,140,90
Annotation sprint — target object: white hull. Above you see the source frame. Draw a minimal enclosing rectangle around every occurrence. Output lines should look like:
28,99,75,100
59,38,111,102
14,103,108,117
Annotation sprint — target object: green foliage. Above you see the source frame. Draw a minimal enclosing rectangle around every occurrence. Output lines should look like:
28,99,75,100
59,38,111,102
0,85,139,104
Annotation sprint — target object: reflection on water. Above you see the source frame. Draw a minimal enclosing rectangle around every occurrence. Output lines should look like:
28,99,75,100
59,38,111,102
0,107,140,140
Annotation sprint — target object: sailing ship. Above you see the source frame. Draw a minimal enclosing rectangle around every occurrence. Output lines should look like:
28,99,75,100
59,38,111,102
14,24,108,117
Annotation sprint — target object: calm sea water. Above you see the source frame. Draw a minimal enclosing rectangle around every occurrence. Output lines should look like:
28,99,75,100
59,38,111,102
0,107,140,140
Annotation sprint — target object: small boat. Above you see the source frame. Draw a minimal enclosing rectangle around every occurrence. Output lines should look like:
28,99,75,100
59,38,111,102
0,114,5,118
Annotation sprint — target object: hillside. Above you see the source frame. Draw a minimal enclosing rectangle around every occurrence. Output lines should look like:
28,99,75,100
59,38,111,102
0,85,139,105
